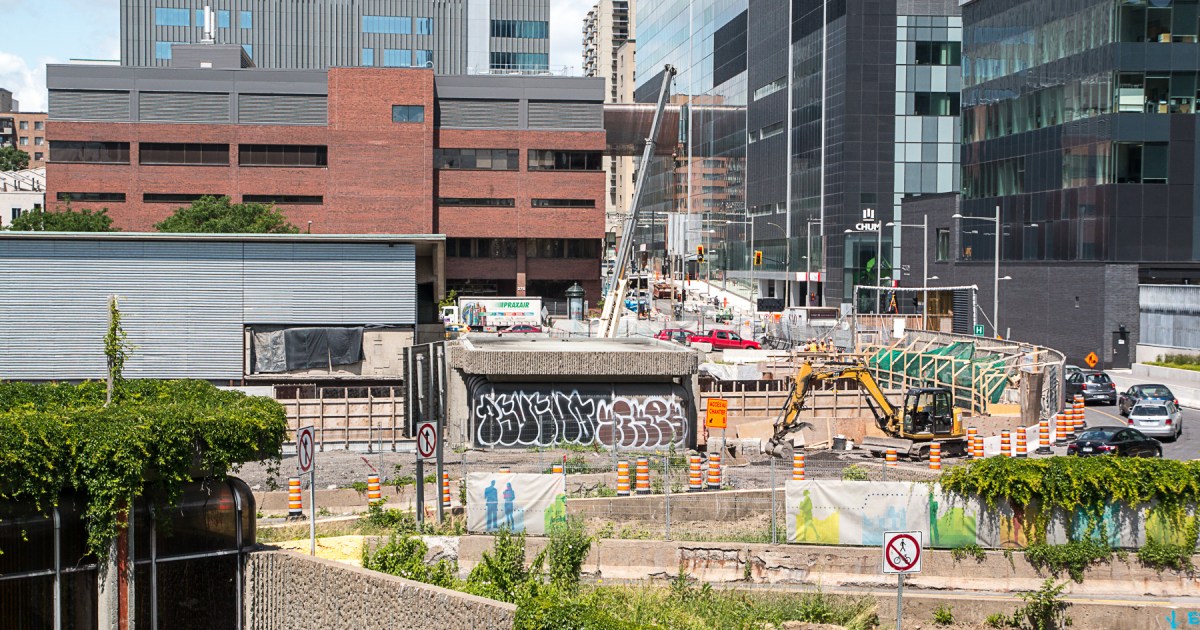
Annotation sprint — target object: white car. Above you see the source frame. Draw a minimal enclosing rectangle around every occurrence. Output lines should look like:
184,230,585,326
1128,401,1183,441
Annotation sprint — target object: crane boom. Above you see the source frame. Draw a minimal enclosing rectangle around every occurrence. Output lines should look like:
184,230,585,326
598,65,677,338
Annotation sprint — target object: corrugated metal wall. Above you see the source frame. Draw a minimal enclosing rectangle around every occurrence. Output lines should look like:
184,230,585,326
48,90,132,121
1140,285,1200,349
0,239,417,381
139,91,231,123
238,94,328,125
527,101,603,129
438,99,519,128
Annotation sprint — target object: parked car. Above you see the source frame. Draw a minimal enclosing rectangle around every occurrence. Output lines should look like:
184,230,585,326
1064,370,1117,405
654,328,695,344
1127,401,1183,441
687,329,761,350
1067,426,1162,458
1118,384,1178,416
502,324,542,333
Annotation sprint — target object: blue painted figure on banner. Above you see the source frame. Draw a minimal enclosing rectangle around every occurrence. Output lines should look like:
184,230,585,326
485,480,499,530
503,482,517,529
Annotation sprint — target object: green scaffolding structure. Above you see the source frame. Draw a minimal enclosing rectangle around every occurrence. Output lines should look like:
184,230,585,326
866,340,1011,413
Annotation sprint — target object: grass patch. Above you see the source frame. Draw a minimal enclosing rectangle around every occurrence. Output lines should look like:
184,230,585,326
1148,353,1200,371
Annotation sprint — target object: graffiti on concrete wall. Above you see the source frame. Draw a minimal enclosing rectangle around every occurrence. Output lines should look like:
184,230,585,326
469,381,692,449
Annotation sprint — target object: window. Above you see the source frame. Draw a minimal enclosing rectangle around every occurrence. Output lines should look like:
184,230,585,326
50,141,130,164
532,199,596,208
437,198,515,207
383,49,411,67
56,192,126,202
749,122,784,143
239,144,328,167
362,48,374,66
34,121,43,131
446,238,517,258
753,77,787,101
242,195,323,205
935,229,950,262
392,105,424,123
363,15,411,34
913,92,960,116
1115,142,1169,183
528,239,600,258
143,193,218,203
239,11,252,28
434,148,518,170
416,17,433,35
490,52,549,71
242,44,253,59
414,49,433,67
154,7,190,26
18,121,27,130
34,137,43,146
139,143,230,165
218,10,230,28
18,137,27,146
527,150,602,171
490,20,549,39
915,41,961,65
155,41,180,60
34,152,43,161
195,9,205,26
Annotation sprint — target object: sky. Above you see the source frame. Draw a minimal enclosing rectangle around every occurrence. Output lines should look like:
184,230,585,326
0,0,592,113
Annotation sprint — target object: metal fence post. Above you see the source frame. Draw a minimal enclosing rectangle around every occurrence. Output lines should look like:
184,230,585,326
663,454,671,541
770,456,777,545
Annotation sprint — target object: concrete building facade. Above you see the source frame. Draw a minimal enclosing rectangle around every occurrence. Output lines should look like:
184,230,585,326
0,88,15,112
45,49,605,301
119,0,551,74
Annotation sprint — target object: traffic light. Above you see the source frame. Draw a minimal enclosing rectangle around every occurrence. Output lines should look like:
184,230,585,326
753,250,763,266
696,244,705,262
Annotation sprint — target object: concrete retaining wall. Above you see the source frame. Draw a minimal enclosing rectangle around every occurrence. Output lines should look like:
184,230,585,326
243,549,515,630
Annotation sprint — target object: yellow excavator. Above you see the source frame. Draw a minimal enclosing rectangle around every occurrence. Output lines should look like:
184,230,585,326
766,361,967,460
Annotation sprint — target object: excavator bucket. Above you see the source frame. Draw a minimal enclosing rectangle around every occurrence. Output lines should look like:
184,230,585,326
860,435,917,458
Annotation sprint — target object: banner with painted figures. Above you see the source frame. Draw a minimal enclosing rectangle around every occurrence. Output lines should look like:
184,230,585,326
467,473,567,536
786,480,1183,549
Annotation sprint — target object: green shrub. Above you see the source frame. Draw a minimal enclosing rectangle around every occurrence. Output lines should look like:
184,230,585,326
362,534,457,589
933,604,955,625
1025,540,1112,583
841,464,870,481
1138,535,1197,574
546,518,593,591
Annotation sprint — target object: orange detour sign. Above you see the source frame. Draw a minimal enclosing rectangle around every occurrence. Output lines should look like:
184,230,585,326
705,399,729,429
1084,352,1100,369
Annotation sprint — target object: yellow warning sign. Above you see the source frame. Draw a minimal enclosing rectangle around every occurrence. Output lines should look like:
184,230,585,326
705,399,729,429
1084,352,1100,369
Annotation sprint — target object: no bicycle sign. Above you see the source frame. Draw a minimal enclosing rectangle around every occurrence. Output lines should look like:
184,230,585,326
882,531,922,574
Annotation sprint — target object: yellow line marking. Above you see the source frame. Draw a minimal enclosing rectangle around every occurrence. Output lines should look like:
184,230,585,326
1088,407,1125,423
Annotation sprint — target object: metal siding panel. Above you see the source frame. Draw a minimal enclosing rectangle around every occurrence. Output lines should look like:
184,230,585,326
48,90,132,122
527,100,603,129
139,91,231,123
437,98,519,128
242,243,416,324
238,94,328,125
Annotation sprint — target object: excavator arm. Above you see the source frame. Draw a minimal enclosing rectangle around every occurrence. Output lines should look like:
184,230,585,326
767,361,901,457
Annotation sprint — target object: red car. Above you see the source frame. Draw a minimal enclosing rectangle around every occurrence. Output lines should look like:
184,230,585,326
687,329,761,350
654,328,694,344
502,324,542,333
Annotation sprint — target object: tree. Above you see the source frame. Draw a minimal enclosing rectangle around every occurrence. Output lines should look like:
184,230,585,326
8,204,118,231
0,146,31,171
154,195,300,234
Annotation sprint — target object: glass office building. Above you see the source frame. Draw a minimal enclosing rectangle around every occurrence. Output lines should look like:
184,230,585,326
636,0,961,307
961,0,1200,271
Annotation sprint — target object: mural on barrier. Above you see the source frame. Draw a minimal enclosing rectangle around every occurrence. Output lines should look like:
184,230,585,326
469,381,692,449
786,480,1189,549
466,472,567,535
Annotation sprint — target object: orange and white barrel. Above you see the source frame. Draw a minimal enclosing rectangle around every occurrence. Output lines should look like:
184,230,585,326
499,466,512,474
966,427,979,459
288,477,303,518
1038,420,1051,453
1055,413,1069,445
442,472,451,508
793,452,806,481
635,457,651,495
707,454,723,489
1015,429,1028,458
551,463,564,475
1000,430,1012,458
616,460,630,496
688,455,703,492
367,475,382,506
929,443,942,470
885,448,898,468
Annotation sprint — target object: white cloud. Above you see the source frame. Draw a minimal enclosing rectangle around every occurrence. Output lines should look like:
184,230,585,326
0,52,54,112
550,0,591,75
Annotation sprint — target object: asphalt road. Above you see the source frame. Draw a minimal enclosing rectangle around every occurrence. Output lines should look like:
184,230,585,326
1083,400,1200,461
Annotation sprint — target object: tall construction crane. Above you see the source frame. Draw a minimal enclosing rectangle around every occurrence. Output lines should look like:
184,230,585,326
598,64,677,338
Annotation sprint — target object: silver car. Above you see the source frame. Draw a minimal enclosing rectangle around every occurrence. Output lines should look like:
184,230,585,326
1128,401,1183,441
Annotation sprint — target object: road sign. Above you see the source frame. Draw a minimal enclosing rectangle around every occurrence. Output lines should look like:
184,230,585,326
1084,351,1100,369
883,531,923,574
973,324,985,337
416,421,438,460
705,399,729,429
297,426,316,474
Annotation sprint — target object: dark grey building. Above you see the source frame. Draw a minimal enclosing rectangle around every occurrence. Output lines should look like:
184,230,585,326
634,0,962,308
120,0,551,74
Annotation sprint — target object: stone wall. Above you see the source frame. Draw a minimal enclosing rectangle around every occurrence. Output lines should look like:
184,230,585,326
243,549,515,630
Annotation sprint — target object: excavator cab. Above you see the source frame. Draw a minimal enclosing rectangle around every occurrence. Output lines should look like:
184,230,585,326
901,388,955,437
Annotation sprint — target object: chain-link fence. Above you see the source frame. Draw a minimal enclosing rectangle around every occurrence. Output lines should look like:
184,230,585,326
400,447,947,544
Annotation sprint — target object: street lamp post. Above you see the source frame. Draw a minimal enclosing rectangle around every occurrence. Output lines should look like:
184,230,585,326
953,206,1034,338
886,214,929,329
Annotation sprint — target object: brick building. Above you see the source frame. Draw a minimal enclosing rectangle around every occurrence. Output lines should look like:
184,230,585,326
46,46,605,300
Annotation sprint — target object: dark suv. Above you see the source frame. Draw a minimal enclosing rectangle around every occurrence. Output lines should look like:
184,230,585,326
1065,370,1117,405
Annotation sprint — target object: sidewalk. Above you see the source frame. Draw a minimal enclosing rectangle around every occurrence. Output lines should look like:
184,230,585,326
672,279,756,314
1107,366,1200,409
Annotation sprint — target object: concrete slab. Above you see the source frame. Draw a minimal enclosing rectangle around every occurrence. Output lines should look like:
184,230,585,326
451,336,699,377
